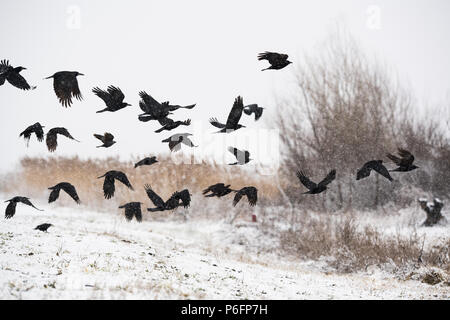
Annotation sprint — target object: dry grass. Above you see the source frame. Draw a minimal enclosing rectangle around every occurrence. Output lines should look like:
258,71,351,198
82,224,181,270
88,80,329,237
276,213,449,274
0,156,281,215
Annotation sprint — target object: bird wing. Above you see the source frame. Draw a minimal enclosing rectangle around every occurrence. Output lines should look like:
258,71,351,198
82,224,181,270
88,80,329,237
356,162,372,180
54,127,77,141
257,52,288,64
397,148,415,166
225,96,244,128
48,188,61,203
318,169,337,187
92,87,111,104
181,136,196,147
209,117,226,129
61,183,81,204
46,129,58,152
144,184,165,208
52,74,73,107
124,206,134,221
227,147,239,159
114,171,133,190
104,132,114,141
296,171,317,190
20,198,43,211
243,187,258,206
387,153,402,166
371,161,393,181
168,140,182,152
107,85,125,102
5,201,17,219
174,189,191,208
34,123,45,142
7,71,33,90
102,176,115,199
139,91,160,113
232,190,244,206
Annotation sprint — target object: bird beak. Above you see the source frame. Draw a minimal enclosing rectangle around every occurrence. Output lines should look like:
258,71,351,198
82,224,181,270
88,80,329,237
78,73,85,76
44,75,53,80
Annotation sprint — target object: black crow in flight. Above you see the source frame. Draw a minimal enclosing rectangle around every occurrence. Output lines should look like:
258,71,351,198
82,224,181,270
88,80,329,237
46,127,80,152
258,52,292,71
296,169,336,194
145,184,191,212
387,148,419,172
356,160,393,181
4,196,43,219
35,223,53,232
203,183,233,198
119,202,143,222
0,60,36,90
228,147,252,165
138,91,173,123
154,119,191,133
45,71,84,107
232,187,258,207
134,156,158,168
98,170,134,199
48,182,81,204
20,122,45,146
162,133,197,152
94,132,116,148
209,96,246,133
93,85,131,113
243,104,264,121
137,91,195,114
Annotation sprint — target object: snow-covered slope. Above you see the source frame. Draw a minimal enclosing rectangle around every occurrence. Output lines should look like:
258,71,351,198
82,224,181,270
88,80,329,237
0,203,448,299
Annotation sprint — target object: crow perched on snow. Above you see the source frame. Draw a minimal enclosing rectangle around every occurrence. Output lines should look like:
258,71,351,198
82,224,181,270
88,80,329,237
203,183,233,198
356,160,393,182
296,169,336,194
232,187,258,207
209,96,246,133
98,170,134,199
228,147,252,165
257,52,292,71
387,148,419,172
243,104,264,121
154,119,191,133
0,60,36,90
48,182,81,204
20,122,45,146
46,127,80,152
4,196,43,219
35,223,53,232
134,156,158,168
119,202,143,222
94,132,116,148
45,71,84,107
162,133,197,152
93,85,131,113
145,184,191,212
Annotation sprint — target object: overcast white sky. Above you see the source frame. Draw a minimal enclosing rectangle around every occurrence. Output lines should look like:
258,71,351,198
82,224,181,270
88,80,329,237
1,0,449,173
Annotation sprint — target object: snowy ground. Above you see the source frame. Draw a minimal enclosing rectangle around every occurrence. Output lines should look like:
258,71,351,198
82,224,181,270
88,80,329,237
0,201,449,299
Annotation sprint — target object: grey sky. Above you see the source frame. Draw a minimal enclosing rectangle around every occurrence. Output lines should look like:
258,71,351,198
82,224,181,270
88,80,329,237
1,0,449,173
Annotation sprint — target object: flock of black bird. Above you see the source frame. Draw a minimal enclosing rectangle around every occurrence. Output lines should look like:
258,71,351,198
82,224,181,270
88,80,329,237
2,52,421,232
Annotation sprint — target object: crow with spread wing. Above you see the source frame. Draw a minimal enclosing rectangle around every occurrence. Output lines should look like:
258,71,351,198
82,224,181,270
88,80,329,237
243,104,264,121
162,133,197,152
257,52,292,71
134,156,158,168
119,202,143,222
48,182,81,204
98,170,134,199
232,187,258,207
0,59,36,90
45,71,84,107
46,127,80,152
203,183,233,198
209,96,246,133
228,147,252,165
387,148,419,172
356,160,393,181
94,132,116,148
4,196,43,219
20,122,45,146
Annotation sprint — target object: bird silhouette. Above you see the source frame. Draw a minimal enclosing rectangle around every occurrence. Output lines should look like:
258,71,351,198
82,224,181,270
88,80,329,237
94,132,116,148
4,196,43,219
46,127,80,152
232,187,258,207
93,85,131,113
134,156,158,168
155,119,191,133
209,96,246,133
162,133,197,152
45,71,83,107
243,104,264,121
98,170,134,199
258,52,292,71
48,182,81,204
119,202,143,222
203,183,233,198
145,184,191,212
387,148,419,172
356,160,393,181
20,122,45,146
296,169,336,194
0,60,36,90
228,147,252,165
137,91,195,113
35,223,53,232
138,91,172,122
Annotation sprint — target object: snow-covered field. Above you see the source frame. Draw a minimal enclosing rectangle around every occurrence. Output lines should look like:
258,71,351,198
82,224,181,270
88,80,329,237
0,200,449,300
